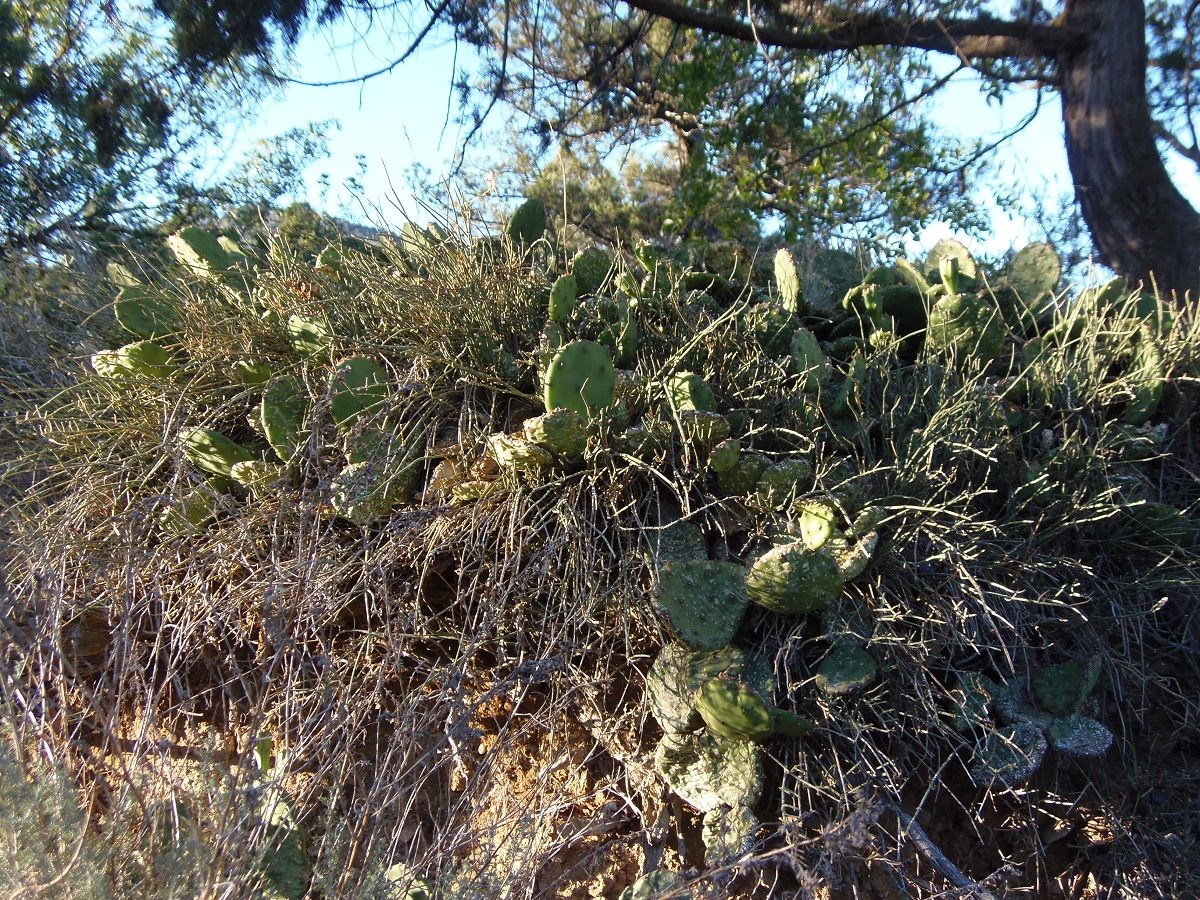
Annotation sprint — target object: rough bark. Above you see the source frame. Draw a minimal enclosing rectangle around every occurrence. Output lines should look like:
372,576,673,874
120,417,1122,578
1058,0,1200,298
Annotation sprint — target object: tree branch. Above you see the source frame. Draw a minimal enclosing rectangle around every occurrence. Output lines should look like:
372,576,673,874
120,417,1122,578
620,0,1082,61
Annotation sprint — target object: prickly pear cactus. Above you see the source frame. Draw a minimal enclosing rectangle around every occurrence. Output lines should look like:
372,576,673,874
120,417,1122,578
708,438,740,473
548,275,577,324
951,672,1001,732
523,408,588,457
167,226,234,275
790,328,829,391
92,341,174,378
924,239,977,283
571,248,613,296
745,541,844,614
1121,325,1163,425
114,286,179,340
798,501,838,550
506,197,546,244
1030,655,1101,717
619,871,686,900
667,371,716,412
329,455,416,525
182,427,256,479
756,459,813,508
656,560,750,651
158,488,217,537
815,645,877,695
970,721,1047,787
652,731,763,813
543,340,616,418
676,410,731,448
258,375,308,463
695,676,812,741
1046,715,1114,757
719,452,770,496
645,516,707,569
646,643,762,735
233,360,275,387
230,460,283,492
285,315,332,358
702,804,759,865
774,248,802,314
329,357,390,429
487,432,554,475
925,292,1005,362
804,248,861,312
1006,242,1060,321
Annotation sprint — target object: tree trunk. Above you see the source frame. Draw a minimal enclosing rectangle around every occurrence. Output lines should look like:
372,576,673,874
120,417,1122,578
1058,0,1200,299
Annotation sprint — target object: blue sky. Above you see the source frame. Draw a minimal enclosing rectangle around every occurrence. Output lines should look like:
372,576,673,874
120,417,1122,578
230,17,1200,263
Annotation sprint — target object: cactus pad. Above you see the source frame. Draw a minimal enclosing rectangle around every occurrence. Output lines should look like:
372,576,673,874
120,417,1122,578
925,239,976,282
646,643,758,734
774,248,801,313
696,677,812,741
571,248,613,296
703,805,759,865
329,357,390,429
756,459,813,508
815,645,877,695
488,432,554,474
970,722,1046,787
1046,715,1114,757
1121,326,1163,425
652,731,763,813
167,227,233,274
548,274,577,323
798,501,838,549
618,871,684,900
506,197,546,244
746,541,844,614
656,560,749,650
708,438,741,473
329,457,415,524
952,672,1001,732
114,286,178,339
522,408,588,457
667,371,716,412
1031,655,1101,717
925,292,1005,362
719,452,770,496
543,340,616,418
676,410,731,448
92,341,174,378
230,460,283,491
1007,242,1060,305
182,427,256,479
790,328,829,391
261,375,309,463
646,517,707,568
285,315,332,357
233,360,274,387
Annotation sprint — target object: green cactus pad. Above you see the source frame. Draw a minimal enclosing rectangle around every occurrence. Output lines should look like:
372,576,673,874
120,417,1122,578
619,871,685,900
805,248,861,312
488,432,554,473
703,805,759,866
182,427,256,479
708,438,741,473
230,460,283,491
719,452,770,496
647,643,756,734
646,516,707,569
232,360,274,387
114,286,179,340
1031,655,1101,717
756,459,813,508
925,292,1005,362
775,248,802,313
746,541,844,614
548,274,577,323
925,239,977,283
619,420,671,457
993,679,1054,730
1046,715,1114,758
676,410,731,448
543,340,616,418
522,408,588,457
571,248,613,296
656,560,750,651
285,315,332,357
261,375,309,463
158,488,217,537
506,197,546,244
798,501,838,549
167,226,233,274
952,672,1001,732
832,530,877,578
815,645,878,695
1007,242,1060,304
329,357,390,429
329,457,416,524
1121,326,1163,425
667,371,716,412
652,731,763,813
696,677,812,741
92,341,174,378
879,284,926,336
790,328,829,391
970,722,1046,787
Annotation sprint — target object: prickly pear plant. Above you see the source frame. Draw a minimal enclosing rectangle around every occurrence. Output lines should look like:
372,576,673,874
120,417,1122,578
645,514,707,569
708,438,740,473
548,275,577,324
925,291,1006,363
1121,325,1164,425
261,375,308,463
487,432,554,476
804,247,862,312
1030,655,1101,717
646,643,768,735
702,804,759,866
158,488,217,537
655,560,750,651
114,285,179,340
1005,242,1061,327
790,328,829,391
506,197,546,245
667,371,716,412
774,248,802,314
924,238,977,285
182,427,257,479
523,408,588,457
970,721,1047,787
329,357,390,429
798,501,838,550
619,871,686,900
745,541,844,614
92,341,174,378
285,315,332,358
543,340,616,418
653,730,763,813
815,644,878,695
675,410,731,449
167,226,235,276
756,459,813,508
233,360,274,387
230,460,283,492
571,248,613,296
694,676,813,741
718,452,770,497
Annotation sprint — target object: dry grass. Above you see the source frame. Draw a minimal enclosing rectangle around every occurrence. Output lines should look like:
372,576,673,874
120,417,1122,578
2,226,1199,898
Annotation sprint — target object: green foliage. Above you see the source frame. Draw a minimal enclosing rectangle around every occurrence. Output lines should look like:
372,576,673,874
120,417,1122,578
543,339,616,417
656,560,750,651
